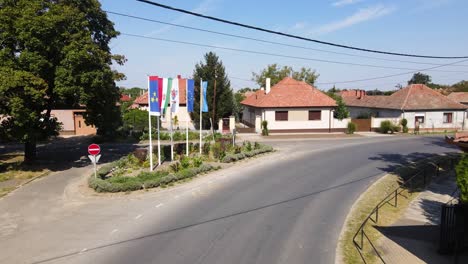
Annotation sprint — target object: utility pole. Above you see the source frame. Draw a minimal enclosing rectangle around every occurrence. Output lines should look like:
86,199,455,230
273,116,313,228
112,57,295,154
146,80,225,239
212,68,217,130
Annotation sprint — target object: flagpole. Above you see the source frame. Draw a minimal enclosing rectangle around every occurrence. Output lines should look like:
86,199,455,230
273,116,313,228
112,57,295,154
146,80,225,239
157,116,161,166
185,79,189,156
147,76,153,172
170,96,174,161
199,78,203,155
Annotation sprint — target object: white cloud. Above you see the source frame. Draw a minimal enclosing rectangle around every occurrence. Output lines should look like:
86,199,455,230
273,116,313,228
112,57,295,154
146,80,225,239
312,4,396,35
332,0,364,7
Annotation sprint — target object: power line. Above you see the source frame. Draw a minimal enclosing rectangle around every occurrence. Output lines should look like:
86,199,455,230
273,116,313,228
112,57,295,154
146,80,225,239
136,0,468,59
106,10,468,68
120,33,468,73
316,58,468,85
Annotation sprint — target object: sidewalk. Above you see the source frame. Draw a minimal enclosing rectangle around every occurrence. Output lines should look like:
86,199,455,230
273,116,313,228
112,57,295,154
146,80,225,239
377,170,467,263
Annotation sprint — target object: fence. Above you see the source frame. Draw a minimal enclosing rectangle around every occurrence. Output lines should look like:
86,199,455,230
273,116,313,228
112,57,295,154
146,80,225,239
352,155,459,263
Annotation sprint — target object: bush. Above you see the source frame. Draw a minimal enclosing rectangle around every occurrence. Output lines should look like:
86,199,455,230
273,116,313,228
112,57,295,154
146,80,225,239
244,141,252,152
180,156,191,169
346,122,357,134
212,142,226,160
202,142,211,155
401,118,409,133
170,161,181,172
456,154,468,204
261,120,269,136
192,156,203,167
221,144,273,163
379,120,399,134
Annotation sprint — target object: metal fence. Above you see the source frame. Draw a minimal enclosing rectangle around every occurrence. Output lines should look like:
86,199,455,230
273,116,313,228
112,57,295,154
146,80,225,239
352,155,458,264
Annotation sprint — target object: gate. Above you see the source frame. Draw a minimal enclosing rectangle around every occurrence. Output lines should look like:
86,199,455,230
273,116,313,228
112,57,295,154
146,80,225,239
351,118,372,132
222,118,230,132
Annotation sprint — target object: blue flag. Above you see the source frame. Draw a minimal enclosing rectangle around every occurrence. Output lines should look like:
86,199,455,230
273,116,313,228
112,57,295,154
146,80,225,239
187,79,195,112
202,81,208,112
148,76,160,116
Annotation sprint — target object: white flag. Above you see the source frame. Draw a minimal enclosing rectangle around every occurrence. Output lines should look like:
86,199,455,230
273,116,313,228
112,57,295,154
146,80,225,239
171,78,180,114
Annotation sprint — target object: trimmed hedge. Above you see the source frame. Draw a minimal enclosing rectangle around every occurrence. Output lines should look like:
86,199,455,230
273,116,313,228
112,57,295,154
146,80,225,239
221,144,273,163
89,164,217,193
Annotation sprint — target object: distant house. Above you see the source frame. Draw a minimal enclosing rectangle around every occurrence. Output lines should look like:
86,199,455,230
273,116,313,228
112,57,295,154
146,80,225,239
51,109,96,136
342,84,468,131
120,94,132,102
448,92,468,106
131,81,194,130
241,77,348,133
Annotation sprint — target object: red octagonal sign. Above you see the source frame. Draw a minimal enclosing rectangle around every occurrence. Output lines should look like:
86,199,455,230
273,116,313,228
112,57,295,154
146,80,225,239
88,143,101,156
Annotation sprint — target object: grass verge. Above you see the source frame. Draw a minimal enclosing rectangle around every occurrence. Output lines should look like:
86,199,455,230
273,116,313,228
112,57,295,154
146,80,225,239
337,154,457,264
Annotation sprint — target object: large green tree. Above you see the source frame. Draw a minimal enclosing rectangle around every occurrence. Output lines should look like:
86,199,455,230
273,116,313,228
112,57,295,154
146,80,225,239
0,0,125,163
408,72,431,85
192,52,234,130
252,64,319,87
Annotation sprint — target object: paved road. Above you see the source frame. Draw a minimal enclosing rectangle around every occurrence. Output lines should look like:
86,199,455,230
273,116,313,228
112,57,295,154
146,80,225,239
0,136,459,264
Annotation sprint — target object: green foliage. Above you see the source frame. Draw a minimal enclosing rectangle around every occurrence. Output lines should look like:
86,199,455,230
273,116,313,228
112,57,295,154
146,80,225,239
180,156,191,169
252,64,319,86
191,52,234,129
89,164,214,193
346,122,357,134
170,162,181,173
212,142,226,160
451,80,468,92
234,91,247,120
192,156,203,168
379,120,400,134
244,141,252,152
202,142,211,155
408,72,431,85
261,120,269,136
0,0,124,161
221,144,274,163
401,118,409,133
123,109,153,132
332,95,350,120
119,87,144,100
456,155,468,204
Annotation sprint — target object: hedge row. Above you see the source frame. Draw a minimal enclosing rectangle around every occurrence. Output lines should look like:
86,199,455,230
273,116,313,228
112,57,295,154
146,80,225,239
221,145,273,163
89,164,218,193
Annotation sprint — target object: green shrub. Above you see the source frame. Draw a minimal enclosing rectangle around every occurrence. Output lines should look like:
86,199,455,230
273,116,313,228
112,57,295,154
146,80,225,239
379,120,401,134
401,118,409,133
244,141,252,152
192,156,203,167
180,156,191,169
346,122,357,134
212,142,226,160
221,144,273,163
254,142,260,150
202,142,211,155
170,161,181,172
261,120,269,136
456,154,468,204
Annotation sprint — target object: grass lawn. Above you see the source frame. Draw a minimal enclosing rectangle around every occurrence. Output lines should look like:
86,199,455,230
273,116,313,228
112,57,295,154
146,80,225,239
0,153,50,197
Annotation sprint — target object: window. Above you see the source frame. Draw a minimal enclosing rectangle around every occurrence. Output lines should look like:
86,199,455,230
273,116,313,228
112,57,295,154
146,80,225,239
275,111,288,121
415,116,424,124
308,110,321,120
78,120,81,128
443,113,453,123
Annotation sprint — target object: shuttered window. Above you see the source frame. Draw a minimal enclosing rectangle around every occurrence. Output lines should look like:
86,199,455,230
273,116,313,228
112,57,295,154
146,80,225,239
275,111,288,121
308,110,321,120
443,113,453,123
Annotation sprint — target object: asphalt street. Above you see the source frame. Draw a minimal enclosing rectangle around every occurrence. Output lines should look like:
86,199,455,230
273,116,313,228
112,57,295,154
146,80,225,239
0,136,459,264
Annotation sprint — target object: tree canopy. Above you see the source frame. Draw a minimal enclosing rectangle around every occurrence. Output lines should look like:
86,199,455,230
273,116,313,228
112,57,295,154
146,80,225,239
0,0,125,162
192,52,234,129
408,72,431,85
252,64,319,87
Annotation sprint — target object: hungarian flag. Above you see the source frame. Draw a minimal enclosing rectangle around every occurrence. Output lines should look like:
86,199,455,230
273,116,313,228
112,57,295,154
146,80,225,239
201,81,209,112
161,78,172,115
148,76,160,116
187,79,195,112
170,78,179,114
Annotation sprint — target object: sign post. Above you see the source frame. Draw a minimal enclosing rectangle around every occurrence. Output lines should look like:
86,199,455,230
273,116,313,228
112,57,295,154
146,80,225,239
88,144,101,178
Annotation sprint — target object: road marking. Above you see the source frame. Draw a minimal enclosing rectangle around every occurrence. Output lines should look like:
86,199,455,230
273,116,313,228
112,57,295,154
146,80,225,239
134,214,142,220
155,203,163,208
110,229,118,234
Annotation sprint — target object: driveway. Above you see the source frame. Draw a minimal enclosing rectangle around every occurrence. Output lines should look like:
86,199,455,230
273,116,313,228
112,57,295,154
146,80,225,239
0,136,459,264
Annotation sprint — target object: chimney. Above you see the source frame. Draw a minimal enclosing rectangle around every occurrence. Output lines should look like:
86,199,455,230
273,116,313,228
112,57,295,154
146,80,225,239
177,74,181,79
266,78,271,94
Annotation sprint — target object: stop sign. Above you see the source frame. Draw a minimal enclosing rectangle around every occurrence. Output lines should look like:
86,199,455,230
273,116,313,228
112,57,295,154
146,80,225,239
88,143,101,156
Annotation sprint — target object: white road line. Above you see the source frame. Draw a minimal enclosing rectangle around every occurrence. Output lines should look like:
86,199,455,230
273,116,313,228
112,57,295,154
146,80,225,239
110,229,118,234
155,203,163,208
134,214,142,220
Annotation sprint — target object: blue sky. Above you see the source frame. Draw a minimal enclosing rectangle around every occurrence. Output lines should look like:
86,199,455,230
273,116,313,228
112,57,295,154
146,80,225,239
100,0,468,91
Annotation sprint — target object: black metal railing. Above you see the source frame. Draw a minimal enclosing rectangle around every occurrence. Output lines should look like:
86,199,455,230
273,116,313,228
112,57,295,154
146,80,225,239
352,155,458,264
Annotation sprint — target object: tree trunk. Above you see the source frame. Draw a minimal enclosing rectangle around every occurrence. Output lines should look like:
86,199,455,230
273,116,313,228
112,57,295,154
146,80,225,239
24,140,37,164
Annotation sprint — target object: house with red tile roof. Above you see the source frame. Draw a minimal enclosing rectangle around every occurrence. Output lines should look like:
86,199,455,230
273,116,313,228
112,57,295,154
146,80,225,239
130,78,194,129
120,94,132,102
343,84,467,131
448,92,468,106
241,77,349,133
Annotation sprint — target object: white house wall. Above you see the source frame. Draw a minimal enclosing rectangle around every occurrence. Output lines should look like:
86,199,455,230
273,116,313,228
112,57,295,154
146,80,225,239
263,108,334,130
161,105,195,130
402,111,466,130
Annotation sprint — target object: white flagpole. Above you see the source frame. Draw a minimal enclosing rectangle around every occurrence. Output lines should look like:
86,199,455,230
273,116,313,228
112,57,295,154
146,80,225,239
186,79,189,156
170,94,174,161
157,116,161,166
147,76,153,171
199,78,203,154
